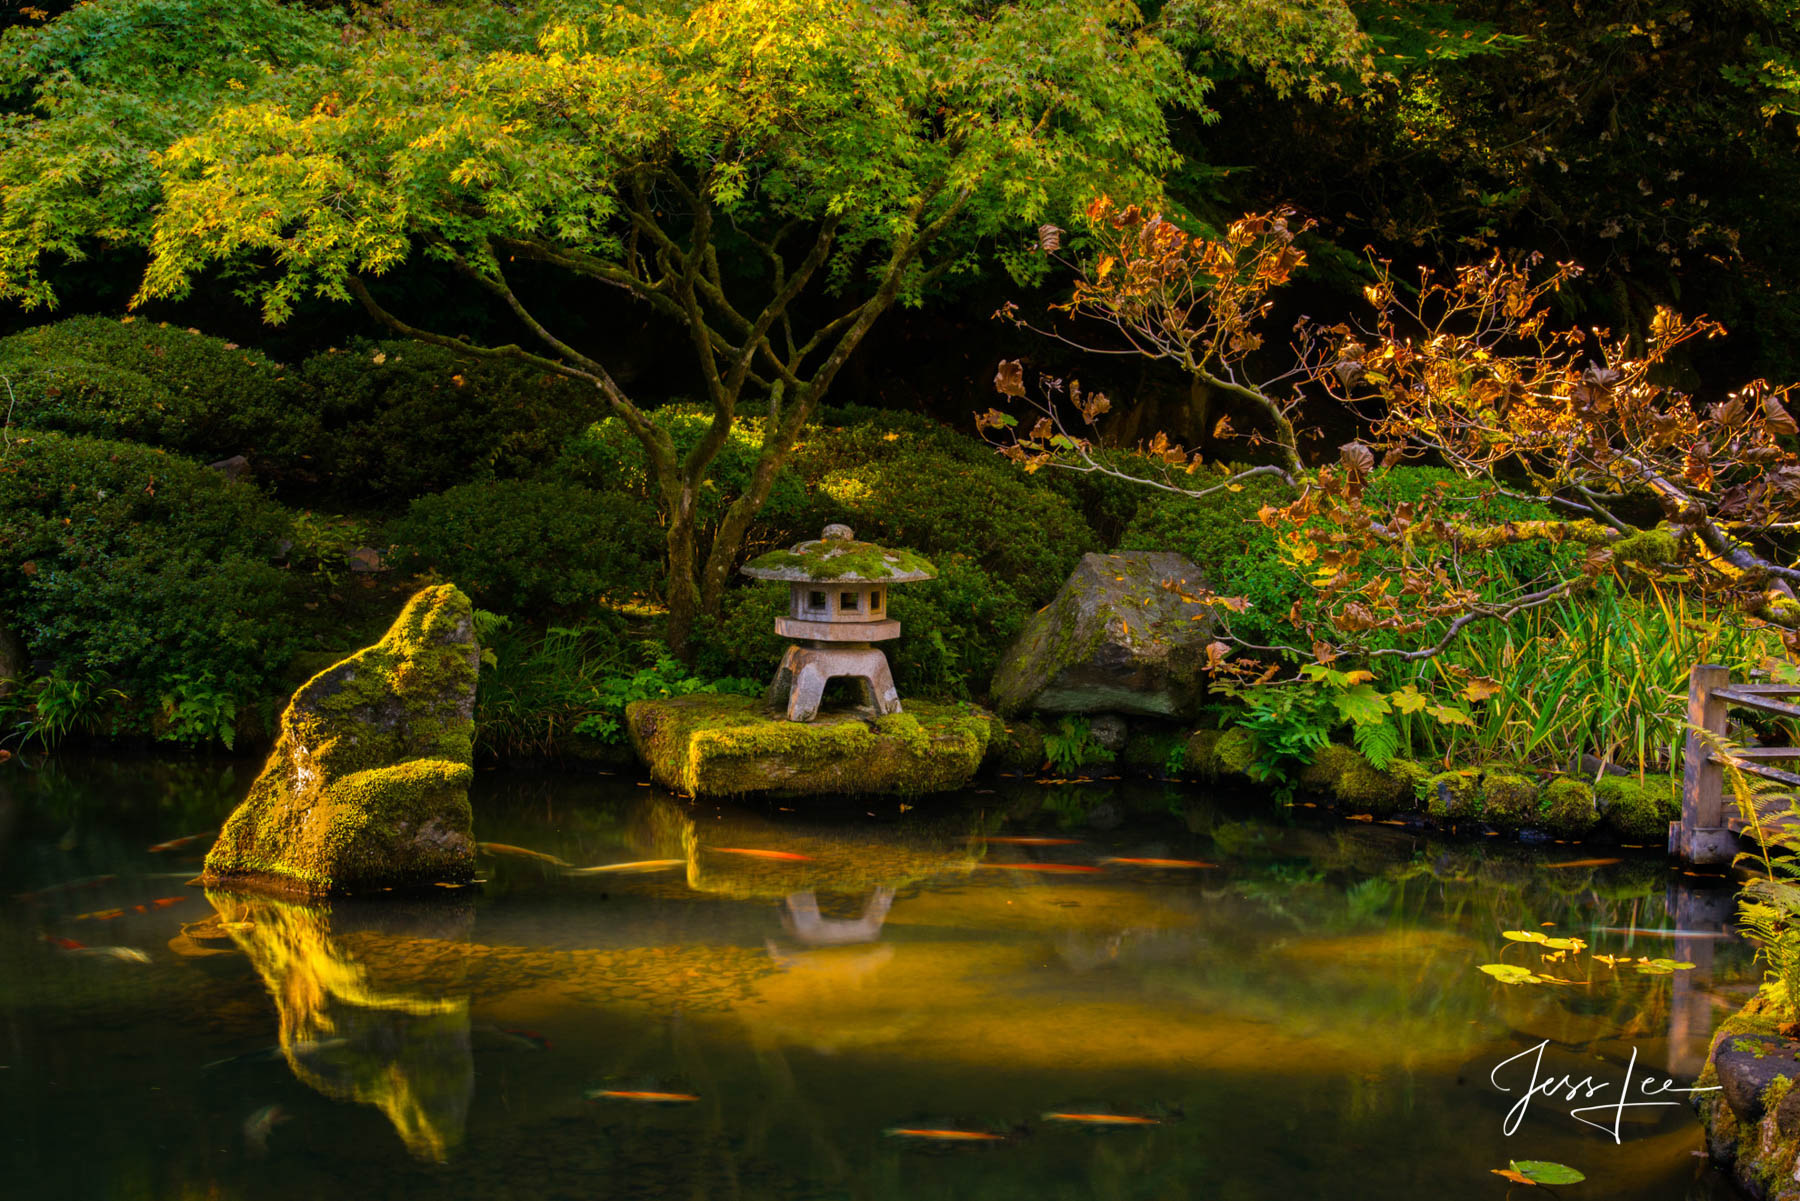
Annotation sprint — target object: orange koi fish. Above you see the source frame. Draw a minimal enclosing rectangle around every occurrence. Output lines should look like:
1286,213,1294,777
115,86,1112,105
71,908,125,922
1543,857,1623,869
41,934,83,951
887,1128,1004,1141
151,896,188,908
1099,858,1217,869
565,859,685,876
585,1089,699,1103
1043,1112,1162,1126
976,862,1103,874
147,832,213,854
711,848,812,861
476,842,571,868
982,836,1081,846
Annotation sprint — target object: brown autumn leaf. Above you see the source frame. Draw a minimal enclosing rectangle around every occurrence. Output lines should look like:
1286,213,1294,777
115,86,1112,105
994,359,1026,399
1765,394,1799,437
1490,1169,1536,1186
1461,676,1503,703
1339,441,1375,473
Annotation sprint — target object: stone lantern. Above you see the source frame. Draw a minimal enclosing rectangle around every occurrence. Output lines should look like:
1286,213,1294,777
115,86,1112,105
740,524,935,722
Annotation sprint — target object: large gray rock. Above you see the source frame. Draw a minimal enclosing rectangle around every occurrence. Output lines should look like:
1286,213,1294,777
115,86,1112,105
1715,1032,1800,1126
201,584,480,896
989,551,1214,718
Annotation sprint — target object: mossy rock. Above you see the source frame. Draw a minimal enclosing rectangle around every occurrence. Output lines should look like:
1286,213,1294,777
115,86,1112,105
984,715,1047,772
202,585,480,896
1700,990,1800,1200
1480,771,1540,827
1212,727,1260,776
1595,774,1681,843
1537,777,1600,838
1425,769,1482,819
1182,729,1224,781
989,550,1214,718
627,694,991,798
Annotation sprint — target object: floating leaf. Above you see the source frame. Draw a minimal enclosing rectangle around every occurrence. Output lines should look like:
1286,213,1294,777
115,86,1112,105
1636,958,1697,974
1512,1160,1586,1185
1539,936,1586,952
1491,1168,1536,1185
1480,963,1539,985
1502,930,1549,943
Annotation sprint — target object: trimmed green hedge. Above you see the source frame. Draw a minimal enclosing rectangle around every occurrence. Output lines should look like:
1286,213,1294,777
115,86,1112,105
0,429,295,713
300,339,611,503
0,316,315,467
389,480,660,613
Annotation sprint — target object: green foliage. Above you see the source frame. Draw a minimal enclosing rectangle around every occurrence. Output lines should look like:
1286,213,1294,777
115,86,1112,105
0,0,340,309
390,480,660,613
576,655,760,745
300,340,611,504
0,316,314,466
558,405,813,561
1118,466,1550,649
1041,716,1117,776
0,669,125,749
472,612,755,756
1370,577,1785,771
0,429,294,741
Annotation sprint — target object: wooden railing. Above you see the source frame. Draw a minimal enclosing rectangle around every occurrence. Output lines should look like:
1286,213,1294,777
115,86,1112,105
1672,663,1800,864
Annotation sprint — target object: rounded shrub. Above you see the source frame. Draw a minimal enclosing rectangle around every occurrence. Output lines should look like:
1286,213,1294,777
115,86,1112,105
0,316,316,467
300,339,611,503
791,407,1101,607
0,430,295,713
389,480,660,613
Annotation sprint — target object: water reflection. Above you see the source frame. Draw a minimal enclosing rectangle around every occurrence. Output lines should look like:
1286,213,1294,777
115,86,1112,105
197,890,475,1163
0,761,1768,1200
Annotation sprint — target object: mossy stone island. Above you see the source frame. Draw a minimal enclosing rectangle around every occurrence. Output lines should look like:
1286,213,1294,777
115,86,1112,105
741,523,935,722
202,584,481,897
626,694,990,799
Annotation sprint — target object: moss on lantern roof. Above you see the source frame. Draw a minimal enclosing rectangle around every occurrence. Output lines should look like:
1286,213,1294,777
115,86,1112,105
741,525,935,583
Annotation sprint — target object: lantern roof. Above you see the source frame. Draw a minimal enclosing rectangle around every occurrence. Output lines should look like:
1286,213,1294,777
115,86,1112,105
741,524,936,584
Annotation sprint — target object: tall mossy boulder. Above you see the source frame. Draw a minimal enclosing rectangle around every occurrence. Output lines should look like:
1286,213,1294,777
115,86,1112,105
202,585,481,896
989,551,1214,718
627,694,990,799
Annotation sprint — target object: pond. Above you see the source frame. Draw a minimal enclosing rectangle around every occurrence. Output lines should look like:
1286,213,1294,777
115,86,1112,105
0,758,1758,1199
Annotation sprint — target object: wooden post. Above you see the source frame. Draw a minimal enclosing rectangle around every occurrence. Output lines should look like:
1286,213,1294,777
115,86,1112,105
1677,663,1731,863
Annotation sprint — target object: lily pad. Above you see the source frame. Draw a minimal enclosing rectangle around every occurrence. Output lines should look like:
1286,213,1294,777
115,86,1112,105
1635,958,1697,975
1479,963,1539,985
1502,930,1549,943
1511,1159,1585,1184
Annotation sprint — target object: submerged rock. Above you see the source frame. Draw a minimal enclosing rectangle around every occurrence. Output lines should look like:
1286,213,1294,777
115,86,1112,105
202,584,480,896
626,694,990,799
990,551,1213,718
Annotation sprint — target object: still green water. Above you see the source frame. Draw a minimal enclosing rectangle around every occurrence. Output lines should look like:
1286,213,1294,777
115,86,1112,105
0,758,1758,1199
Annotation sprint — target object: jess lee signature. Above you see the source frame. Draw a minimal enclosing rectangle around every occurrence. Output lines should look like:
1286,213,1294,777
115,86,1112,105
1490,1040,1720,1143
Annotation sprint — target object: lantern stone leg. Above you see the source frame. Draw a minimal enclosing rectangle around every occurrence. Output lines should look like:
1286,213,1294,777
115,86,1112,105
767,643,901,722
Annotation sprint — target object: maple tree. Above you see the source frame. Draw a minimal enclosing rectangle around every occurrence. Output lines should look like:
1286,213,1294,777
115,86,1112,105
985,197,1800,684
0,0,1213,655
